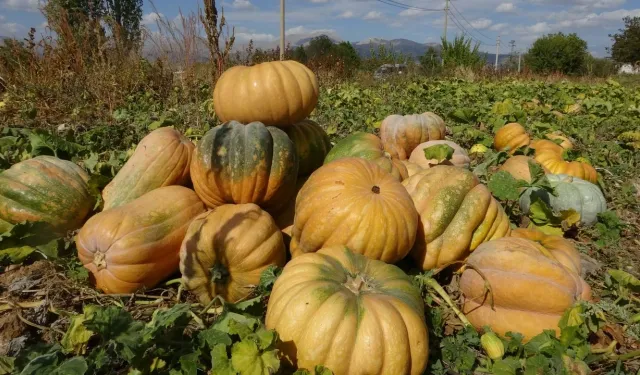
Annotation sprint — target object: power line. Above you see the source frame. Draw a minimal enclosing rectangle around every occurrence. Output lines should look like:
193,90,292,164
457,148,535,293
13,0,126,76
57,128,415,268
375,0,442,12
448,11,496,46
449,2,493,42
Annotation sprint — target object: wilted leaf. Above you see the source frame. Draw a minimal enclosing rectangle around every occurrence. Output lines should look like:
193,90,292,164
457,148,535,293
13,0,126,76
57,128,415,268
608,270,640,292
61,306,99,355
423,144,454,163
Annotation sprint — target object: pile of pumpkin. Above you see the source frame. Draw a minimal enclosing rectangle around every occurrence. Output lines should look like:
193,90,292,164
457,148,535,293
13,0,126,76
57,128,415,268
0,61,607,374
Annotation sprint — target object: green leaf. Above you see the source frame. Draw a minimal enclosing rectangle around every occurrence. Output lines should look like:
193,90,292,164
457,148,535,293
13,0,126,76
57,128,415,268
0,246,36,264
228,319,254,341
18,352,59,375
61,306,99,354
178,352,200,375
211,344,235,375
231,340,280,375
422,144,454,163
231,296,263,312
144,304,191,337
51,357,88,375
28,130,85,158
488,171,528,201
253,328,278,351
258,265,281,293
608,270,640,292
213,312,259,336
492,357,521,375
199,328,233,349
0,356,14,375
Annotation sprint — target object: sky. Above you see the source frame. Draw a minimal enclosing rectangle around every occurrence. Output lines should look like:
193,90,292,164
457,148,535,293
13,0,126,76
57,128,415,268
0,0,639,56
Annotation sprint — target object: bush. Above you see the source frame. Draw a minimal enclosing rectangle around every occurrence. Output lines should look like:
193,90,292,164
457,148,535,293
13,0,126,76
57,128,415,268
525,33,588,75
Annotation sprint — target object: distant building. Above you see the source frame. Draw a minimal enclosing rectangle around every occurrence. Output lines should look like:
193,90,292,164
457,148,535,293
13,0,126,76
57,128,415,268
619,63,640,74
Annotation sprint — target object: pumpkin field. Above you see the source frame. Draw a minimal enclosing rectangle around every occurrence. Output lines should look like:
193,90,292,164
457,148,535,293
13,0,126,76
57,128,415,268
0,61,639,375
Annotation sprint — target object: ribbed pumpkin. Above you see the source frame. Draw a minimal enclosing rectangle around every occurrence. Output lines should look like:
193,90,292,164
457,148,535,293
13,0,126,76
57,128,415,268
530,140,597,183
291,158,418,263
520,174,606,226
401,160,423,179
283,120,332,176
545,131,574,150
179,204,286,304
102,127,194,210
77,186,205,294
402,166,511,270
190,121,298,214
266,246,429,375
213,60,319,126
274,177,308,237
0,156,94,234
409,140,470,169
498,155,548,183
460,236,591,340
380,112,446,160
493,123,530,154
324,132,408,181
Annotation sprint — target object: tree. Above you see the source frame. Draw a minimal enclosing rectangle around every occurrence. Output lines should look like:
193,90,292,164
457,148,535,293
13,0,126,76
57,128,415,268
419,46,441,74
292,45,307,64
105,0,143,47
609,16,640,64
333,41,361,72
525,33,588,75
306,35,334,60
440,35,484,69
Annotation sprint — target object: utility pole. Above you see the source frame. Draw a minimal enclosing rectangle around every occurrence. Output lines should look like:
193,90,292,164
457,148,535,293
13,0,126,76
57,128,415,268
280,0,285,60
518,51,522,73
442,0,449,66
495,35,500,71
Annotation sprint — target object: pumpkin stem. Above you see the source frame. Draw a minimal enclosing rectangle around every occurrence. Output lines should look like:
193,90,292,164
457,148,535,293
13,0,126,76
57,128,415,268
210,263,230,285
345,275,367,294
94,252,106,270
371,186,381,194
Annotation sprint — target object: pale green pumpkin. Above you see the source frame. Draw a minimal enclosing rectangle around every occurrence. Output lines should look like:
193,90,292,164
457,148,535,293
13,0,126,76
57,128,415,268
519,174,606,226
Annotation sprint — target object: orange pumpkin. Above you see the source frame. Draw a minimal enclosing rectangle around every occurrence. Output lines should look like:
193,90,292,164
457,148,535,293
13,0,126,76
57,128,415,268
493,123,530,154
179,204,286,304
402,166,511,270
401,160,423,179
102,127,194,210
266,246,429,374
77,186,205,294
460,233,591,340
409,140,470,169
380,112,446,160
291,158,418,263
274,177,308,246
213,60,319,126
498,155,548,183
530,140,597,183
545,131,574,150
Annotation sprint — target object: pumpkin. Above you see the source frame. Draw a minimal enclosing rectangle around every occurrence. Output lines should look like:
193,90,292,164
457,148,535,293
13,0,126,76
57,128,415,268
324,132,408,181
409,140,470,169
493,123,530,154
0,156,94,234
402,166,511,270
545,131,574,150
460,236,591,340
274,177,308,247
213,60,319,126
291,158,418,263
266,246,429,374
284,120,332,176
77,186,205,294
190,121,298,214
179,204,286,304
519,174,606,226
530,139,597,183
401,160,423,178
498,155,548,183
102,127,194,210
380,112,446,160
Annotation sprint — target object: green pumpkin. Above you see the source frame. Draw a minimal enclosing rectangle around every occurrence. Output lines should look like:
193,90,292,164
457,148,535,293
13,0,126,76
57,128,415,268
519,174,606,226
324,132,408,181
0,156,95,234
190,121,299,214
283,120,331,176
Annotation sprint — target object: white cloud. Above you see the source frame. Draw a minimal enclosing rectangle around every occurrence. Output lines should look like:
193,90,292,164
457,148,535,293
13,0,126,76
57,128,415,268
338,10,354,19
363,11,383,20
399,8,425,17
0,21,21,35
0,0,39,12
490,22,509,31
235,32,277,42
528,22,552,33
470,18,493,29
310,0,329,3
142,12,164,26
496,3,516,12
232,0,255,10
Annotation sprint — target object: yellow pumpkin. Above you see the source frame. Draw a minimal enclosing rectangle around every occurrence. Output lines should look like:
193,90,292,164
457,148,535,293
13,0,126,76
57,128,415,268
402,166,511,270
530,140,597,183
266,246,429,375
409,140,470,169
179,204,286,304
494,123,530,154
380,112,446,160
545,131,574,150
213,60,318,126
498,155,548,183
291,158,418,263
77,186,205,294
460,234,591,340
102,127,194,210
401,160,423,179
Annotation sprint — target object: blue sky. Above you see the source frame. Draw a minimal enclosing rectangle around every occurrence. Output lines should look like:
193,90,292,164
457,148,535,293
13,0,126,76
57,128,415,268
1,0,639,55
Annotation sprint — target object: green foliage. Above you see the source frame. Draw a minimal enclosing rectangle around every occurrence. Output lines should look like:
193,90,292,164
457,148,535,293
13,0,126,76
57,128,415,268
422,144,454,163
525,32,589,75
595,211,623,247
104,0,144,48
440,35,484,70
609,16,640,64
